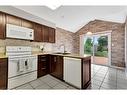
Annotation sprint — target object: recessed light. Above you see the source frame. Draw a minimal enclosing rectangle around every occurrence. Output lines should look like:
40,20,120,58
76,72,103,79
47,5,60,10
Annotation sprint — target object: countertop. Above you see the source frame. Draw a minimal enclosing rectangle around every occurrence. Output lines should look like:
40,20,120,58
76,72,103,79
0,52,91,59
32,51,91,59
0,53,8,58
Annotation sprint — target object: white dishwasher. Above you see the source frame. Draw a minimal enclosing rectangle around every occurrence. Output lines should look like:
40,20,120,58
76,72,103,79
64,57,82,88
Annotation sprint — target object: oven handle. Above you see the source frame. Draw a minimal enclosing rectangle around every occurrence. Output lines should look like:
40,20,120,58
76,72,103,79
9,58,19,61
17,60,20,72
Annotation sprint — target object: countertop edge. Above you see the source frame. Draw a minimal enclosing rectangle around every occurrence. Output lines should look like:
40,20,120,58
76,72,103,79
0,52,91,59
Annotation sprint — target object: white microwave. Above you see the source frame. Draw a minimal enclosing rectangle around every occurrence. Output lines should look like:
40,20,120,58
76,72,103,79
6,24,34,40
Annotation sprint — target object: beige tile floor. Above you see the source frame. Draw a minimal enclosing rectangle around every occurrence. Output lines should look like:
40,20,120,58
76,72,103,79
13,74,76,90
12,64,127,90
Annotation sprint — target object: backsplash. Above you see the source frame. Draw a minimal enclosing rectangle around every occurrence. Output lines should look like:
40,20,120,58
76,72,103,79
0,27,75,54
0,39,52,53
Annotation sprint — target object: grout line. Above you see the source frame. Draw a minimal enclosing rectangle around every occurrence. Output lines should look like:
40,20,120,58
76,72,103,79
98,68,108,89
116,69,118,89
28,83,35,89
91,64,108,90
38,78,56,88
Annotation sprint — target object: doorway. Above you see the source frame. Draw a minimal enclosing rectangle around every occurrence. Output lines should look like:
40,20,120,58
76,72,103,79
83,32,111,66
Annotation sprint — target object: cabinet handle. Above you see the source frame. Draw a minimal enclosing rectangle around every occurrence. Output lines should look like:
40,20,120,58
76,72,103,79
41,68,46,70
54,57,57,62
41,59,46,61
40,56,46,58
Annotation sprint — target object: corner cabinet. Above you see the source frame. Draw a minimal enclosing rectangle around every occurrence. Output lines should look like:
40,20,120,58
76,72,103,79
0,12,6,39
50,55,63,80
0,58,8,89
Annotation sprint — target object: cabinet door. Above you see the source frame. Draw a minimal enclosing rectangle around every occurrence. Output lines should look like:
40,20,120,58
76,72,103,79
6,15,21,26
50,55,63,80
0,58,8,89
82,57,91,89
42,25,49,42
50,55,57,75
49,28,55,43
33,23,42,42
0,12,6,39
57,56,63,79
21,19,33,29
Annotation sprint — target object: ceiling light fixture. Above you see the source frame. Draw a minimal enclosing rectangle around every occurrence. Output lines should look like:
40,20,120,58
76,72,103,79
86,32,92,35
47,5,60,10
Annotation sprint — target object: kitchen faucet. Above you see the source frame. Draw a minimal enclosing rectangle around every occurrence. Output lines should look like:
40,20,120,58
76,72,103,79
59,44,66,53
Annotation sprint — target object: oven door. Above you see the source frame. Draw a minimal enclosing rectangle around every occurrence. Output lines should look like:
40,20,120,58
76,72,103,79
8,57,26,78
25,56,37,72
8,56,37,78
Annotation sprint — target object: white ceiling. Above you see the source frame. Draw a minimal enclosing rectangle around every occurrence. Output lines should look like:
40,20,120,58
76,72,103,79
14,6,127,32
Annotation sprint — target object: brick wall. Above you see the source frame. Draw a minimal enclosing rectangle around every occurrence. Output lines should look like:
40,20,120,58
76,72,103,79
74,20,125,67
52,27,75,53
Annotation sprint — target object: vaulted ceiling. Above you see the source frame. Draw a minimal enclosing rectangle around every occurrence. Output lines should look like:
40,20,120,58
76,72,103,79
14,6,127,32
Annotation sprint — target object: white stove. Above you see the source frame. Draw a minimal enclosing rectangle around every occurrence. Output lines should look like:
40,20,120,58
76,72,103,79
6,46,37,89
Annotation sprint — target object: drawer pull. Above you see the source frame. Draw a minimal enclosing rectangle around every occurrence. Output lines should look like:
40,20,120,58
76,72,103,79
41,68,46,70
40,59,46,61
40,56,46,58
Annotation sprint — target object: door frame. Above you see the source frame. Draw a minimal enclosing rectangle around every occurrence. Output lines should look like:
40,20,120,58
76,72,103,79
80,30,112,66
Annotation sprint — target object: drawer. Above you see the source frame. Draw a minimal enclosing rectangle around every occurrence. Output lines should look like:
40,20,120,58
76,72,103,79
0,58,8,63
38,61,47,67
38,55,47,59
38,59,47,62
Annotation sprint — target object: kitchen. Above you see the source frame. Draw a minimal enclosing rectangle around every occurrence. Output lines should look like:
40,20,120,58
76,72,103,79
0,6,127,90
0,8,91,90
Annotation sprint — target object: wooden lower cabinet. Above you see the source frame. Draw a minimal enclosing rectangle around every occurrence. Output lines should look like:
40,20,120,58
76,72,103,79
37,54,63,80
49,55,63,80
0,58,8,89
37,54,91,89
82,57,91,89
37,55,49,78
